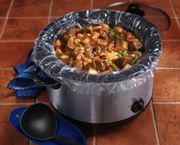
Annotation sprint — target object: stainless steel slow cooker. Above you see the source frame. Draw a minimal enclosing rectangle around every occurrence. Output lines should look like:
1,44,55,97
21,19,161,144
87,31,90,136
32,9,161,123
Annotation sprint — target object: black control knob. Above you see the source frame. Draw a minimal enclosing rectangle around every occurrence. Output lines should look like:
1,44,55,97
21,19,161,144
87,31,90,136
131,98,145,113
125,4,145,17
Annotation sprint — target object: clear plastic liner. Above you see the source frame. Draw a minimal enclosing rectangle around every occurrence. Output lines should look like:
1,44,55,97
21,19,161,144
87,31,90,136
32,9,161,88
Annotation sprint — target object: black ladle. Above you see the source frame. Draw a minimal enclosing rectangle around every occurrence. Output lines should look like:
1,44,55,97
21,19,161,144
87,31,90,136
20,103,83,145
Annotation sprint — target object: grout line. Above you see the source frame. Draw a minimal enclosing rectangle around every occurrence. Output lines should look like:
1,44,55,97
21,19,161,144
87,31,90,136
7,16,49,19
162,39,180,41
169,0,180,29
0,0,14,39
93,128,96,145
0,103,35,106
0,67,13,70
156,67,180,70
150,102,161,145
153,101,180,104
174,17,180,30
169,0,177,18
91,0,94,9
48,0,54,24
50,16,58,19
36,96,39,104
6,0,14,17
37,102,50,105
0,39,35,42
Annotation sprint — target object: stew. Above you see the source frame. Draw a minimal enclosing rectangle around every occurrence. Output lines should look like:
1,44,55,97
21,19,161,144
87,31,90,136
54,23,143,74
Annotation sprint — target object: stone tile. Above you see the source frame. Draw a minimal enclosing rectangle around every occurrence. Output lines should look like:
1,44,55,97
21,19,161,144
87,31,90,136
0,0,11,17
0,105,29,145
0,18,5,33
133,0,175,18
158,41,180,68
0,42,33,68
9,0,51,17
51,0,91,17
154,104,180,145
153,69,180,102
2,18,48,40
93,0,130,9
171,0,180,18
96,106,157,145
161,18,180,40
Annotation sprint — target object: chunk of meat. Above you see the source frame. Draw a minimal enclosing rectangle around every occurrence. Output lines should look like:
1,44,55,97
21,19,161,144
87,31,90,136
54,39,62,47
67,37,76,49
114,26,123,33
55,49,62,57
59,54,70,64
85,47,93,57
91,32,100,41
74,54,84,69
112,58,123,68
94,60,106,72
99,31,108,39
122,57,131,67
113,56,131,68
77,33,84,40
97,39,108,47
67,28,80,37
82,37,91,46
128,40,143,51
100,23,110,33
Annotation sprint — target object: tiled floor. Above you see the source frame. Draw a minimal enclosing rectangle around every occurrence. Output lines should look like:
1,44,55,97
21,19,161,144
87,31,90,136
0,0,179,145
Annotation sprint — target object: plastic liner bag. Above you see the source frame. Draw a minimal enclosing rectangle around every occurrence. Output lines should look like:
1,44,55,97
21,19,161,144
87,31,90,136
32,9,162,92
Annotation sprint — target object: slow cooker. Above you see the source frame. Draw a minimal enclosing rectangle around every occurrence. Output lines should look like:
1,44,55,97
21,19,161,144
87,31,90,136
32,9,162,123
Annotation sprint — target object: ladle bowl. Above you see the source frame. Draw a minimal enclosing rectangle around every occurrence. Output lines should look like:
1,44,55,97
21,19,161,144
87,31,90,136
20,103,83,145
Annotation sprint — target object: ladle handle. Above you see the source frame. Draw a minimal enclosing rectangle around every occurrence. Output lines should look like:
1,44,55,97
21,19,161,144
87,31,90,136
33,67,61,89
53,134,83,145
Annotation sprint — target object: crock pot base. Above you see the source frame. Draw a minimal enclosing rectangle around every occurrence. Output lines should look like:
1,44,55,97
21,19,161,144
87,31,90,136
49,99,151,125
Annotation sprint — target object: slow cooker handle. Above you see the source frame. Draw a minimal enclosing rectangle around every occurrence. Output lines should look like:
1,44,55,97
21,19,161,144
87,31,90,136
33,67,61,89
